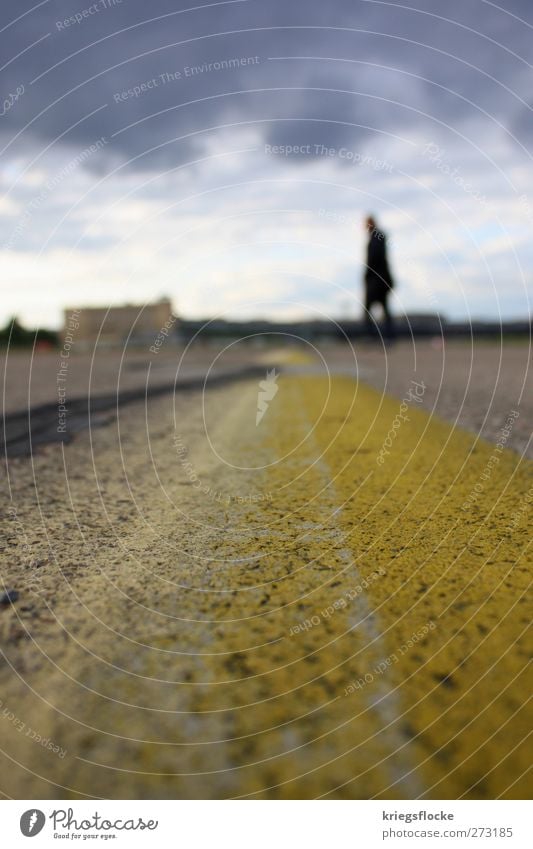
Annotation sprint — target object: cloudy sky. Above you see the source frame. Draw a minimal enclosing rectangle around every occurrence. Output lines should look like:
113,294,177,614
1,0,532,328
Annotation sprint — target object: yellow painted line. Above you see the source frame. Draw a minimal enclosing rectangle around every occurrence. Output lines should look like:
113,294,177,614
209,374,532,799
0,373,530,800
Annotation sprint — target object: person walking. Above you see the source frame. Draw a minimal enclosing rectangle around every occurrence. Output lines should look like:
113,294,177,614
363,215,395,340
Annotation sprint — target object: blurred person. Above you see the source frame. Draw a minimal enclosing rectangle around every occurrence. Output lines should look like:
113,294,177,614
363,215,395,340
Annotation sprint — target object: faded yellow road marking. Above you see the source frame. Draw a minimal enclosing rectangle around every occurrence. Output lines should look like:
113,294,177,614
0,373,530,800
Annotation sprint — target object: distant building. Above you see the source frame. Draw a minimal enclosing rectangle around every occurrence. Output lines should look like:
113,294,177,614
64,298,178,348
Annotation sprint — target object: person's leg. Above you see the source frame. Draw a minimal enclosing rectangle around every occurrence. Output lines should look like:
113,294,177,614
381,292,395,340
364,287,377,338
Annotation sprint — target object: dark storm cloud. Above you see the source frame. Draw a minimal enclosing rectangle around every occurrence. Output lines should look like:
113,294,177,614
1,0,531,172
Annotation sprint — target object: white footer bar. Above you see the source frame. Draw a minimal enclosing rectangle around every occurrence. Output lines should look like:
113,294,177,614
3,799,530,848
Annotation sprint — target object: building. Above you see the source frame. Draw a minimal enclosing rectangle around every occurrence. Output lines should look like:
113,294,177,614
63,298,177,349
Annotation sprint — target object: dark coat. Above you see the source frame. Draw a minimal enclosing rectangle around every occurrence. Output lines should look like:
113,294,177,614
365,228,394,294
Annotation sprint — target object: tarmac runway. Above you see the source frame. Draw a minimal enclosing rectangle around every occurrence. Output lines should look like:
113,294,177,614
0,342,531,798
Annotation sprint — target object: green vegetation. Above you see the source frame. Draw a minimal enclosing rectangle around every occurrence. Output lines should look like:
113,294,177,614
0,317,58,349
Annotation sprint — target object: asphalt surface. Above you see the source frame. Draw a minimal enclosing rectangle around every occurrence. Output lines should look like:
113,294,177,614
3,339,531,458
0,350,531,799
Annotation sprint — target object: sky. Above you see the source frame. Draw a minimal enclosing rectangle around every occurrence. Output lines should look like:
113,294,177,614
0,0,532,328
